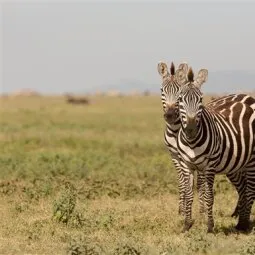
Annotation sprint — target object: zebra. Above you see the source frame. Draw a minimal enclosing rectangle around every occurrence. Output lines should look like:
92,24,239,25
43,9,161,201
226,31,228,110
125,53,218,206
209,93,255,218
175,67,255,232
206,93,255,218
158,61,207,216
157,61,253,219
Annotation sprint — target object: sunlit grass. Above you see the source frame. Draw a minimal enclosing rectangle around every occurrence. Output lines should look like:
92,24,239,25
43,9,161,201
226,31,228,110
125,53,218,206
0,95,254,254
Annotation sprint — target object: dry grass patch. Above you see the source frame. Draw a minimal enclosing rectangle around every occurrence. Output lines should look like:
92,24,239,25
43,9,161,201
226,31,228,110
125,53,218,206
1,95,255,254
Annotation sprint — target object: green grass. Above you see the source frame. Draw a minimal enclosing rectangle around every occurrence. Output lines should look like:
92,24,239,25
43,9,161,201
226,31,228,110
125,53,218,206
0,95,254,254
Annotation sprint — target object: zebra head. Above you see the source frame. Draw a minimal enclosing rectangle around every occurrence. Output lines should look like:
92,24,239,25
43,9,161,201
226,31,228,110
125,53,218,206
177,67,208,139
158,61,189,124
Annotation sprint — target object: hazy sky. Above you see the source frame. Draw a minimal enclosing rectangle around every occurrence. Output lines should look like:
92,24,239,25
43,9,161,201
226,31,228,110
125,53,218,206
1,1,255,94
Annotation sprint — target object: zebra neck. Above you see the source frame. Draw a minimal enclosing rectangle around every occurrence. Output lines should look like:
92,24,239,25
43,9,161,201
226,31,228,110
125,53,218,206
199,108,219,137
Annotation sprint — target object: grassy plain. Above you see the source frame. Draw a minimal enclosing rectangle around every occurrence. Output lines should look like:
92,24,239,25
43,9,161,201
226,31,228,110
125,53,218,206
0,94,255,254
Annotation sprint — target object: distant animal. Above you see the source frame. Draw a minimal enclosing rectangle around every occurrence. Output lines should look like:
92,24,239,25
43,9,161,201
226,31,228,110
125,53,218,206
65,94,89,105
143,90,150,96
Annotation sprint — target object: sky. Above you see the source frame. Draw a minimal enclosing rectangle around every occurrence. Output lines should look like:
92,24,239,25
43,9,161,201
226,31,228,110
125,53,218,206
1,1,255,94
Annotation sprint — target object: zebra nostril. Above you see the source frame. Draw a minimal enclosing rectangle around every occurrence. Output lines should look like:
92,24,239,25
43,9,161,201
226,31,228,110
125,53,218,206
185,124,197,139
164,107,176,122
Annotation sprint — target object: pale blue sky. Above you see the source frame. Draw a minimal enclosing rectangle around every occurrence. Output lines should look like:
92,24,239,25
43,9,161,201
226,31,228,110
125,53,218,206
1,1,255,94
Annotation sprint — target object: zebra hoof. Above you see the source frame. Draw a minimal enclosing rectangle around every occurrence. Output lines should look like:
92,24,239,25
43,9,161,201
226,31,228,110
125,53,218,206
235,220,250,232
207,223,214,233
207,228,214,234
182,221,193,232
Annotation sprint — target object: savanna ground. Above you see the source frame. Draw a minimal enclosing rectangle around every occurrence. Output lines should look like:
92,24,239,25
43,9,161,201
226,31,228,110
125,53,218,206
1,94,255,255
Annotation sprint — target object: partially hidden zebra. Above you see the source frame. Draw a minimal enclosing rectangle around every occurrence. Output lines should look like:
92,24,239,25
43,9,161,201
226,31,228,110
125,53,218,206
175,67,255,232
158,61,206,215
157,61,252,219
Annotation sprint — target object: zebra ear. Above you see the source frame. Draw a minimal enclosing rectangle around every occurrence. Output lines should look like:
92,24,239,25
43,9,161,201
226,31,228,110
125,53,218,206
157,62,169,79
178,62,188,74
194,69,208,88
175,69,188,85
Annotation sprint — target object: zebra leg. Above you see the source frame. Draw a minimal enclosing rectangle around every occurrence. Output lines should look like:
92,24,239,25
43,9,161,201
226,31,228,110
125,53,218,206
236,169,255,231
197,171,205,214
235,197,250,231
182,170,194,232
226,171,246,218
246,169,255,216
244,164,255,220
204,172,215,233
172,157,185,216
231,203,240,218
177,167,186,216
235,174,250,231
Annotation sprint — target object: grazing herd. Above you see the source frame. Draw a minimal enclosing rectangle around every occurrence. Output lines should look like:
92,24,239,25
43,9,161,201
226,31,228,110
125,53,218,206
158,61,255,233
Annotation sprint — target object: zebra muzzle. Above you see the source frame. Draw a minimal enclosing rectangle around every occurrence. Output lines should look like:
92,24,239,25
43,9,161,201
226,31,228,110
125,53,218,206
185,117,197,139
164,107,176,123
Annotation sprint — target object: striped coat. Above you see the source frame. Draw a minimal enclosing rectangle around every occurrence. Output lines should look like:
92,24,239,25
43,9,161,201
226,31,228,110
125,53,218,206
158,62,254,220
176,68,255,232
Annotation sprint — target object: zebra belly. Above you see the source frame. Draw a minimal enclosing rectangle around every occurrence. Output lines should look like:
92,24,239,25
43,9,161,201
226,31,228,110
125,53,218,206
184,159,209,172
181,149,249,174
179,131,254,174
213,142,254,174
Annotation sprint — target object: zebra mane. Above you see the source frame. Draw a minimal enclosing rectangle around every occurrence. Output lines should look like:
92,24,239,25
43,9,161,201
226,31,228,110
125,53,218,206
187,68,194,82
170,62,175,75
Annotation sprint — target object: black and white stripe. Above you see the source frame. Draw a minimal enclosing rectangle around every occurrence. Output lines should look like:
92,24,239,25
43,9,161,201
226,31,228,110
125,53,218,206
158,61,191,215
176,68,255,232
158,62,252,217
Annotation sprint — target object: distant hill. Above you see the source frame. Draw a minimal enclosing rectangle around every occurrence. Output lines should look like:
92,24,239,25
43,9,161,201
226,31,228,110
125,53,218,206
4,70,254,96
204,70,255,94
92,70,255,95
